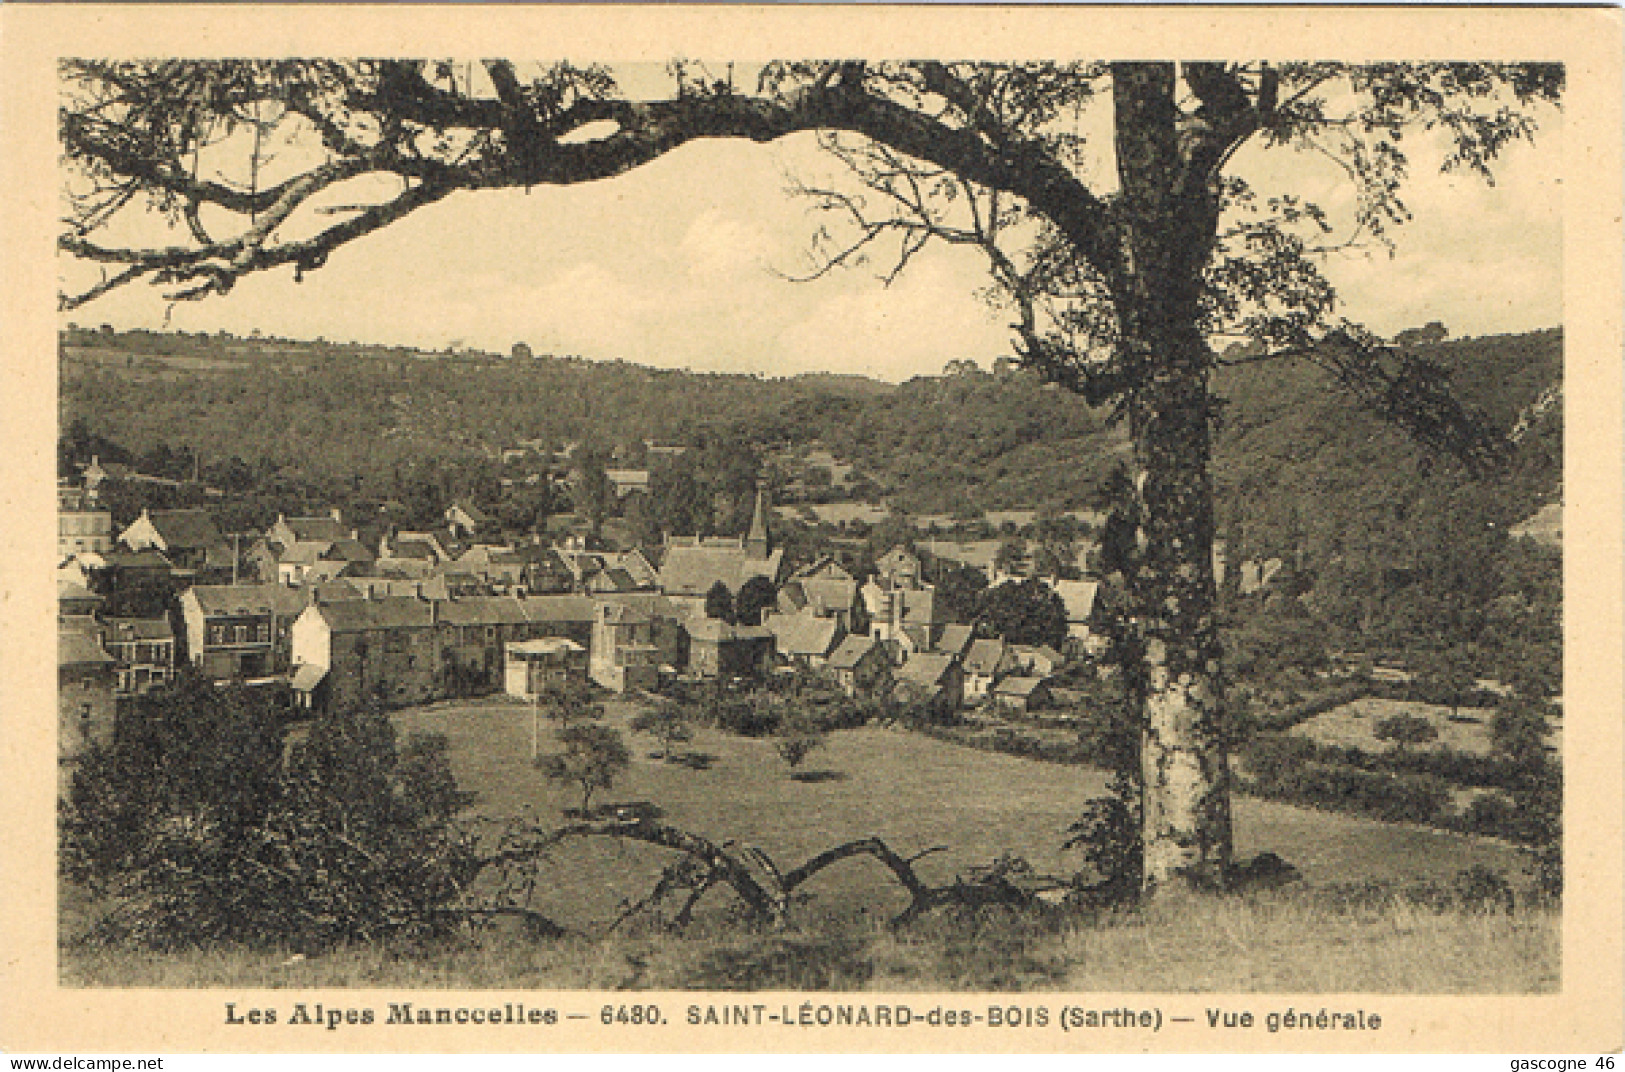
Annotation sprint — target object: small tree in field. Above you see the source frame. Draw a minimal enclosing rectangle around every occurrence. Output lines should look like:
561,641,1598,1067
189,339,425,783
631,700,694,761
539,679,603,728
1374,712,1439,756
538,723,631,816
776,713,826,775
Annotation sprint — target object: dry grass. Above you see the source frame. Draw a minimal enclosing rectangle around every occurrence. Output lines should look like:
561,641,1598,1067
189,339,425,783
61,891,1559,993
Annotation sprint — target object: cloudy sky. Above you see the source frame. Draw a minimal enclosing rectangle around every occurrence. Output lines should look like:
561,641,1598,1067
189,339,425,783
65,68,1562,383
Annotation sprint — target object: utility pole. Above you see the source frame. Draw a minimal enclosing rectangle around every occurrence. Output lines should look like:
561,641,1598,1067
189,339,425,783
531,688,540,762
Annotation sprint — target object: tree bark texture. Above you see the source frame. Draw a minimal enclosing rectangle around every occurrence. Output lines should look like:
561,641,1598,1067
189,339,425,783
1113,63,1234,894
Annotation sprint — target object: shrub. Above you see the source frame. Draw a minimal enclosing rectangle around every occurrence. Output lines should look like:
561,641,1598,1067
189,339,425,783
1374,713,1440,753
1249,759,1451,826
68,694,477,952
1452,865,1516,913
62,671,284,886
1237,734,1317,786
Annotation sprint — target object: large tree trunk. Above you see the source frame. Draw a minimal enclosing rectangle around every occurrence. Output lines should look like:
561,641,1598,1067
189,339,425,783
1113,63,1234,895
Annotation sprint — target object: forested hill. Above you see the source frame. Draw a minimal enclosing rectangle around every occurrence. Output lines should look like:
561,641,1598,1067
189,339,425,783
1211,328,1563,562
59,325,1561,528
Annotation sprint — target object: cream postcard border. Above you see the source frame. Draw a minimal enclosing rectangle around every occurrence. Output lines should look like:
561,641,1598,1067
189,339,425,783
2,4,1619,1055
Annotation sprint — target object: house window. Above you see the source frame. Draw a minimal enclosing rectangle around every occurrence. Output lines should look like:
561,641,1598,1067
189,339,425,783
256,622,271,643
234,624,249,644
209,624,226,646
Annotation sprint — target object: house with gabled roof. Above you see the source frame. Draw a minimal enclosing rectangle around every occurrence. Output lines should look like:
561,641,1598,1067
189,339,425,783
179,583,307,681
875,546,923,588
891,651,963,714
993,675,1052,712
861,580,942,658
658,484,783,616
1053,578,1105,654
289,595,441,711
120,508,233,578
763,611,844,668
778,556,860,629
590,601,663,693
686,617,775,680
1011,643,1066,677
962,637,1016,703
381,529,452,565
99,616,177,696
265,511,349,548
932,622,976,660
59,628,116,767
826,634,891,697
444,501,497,540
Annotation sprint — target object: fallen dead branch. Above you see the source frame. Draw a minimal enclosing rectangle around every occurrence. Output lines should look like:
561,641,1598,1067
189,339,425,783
470,816,1058,931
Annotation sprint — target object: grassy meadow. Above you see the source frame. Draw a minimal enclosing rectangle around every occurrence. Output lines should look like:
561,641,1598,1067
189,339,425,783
60,695,1557,991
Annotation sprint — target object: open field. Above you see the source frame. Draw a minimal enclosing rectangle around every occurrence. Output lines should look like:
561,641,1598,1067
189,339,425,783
59,695,1557,991
390,697,1541,932
1292,697,1563,757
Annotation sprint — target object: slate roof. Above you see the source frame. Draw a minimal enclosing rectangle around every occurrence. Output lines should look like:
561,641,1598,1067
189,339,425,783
59,630,113,667
390,539,440,561
934,623,975,658
826,634,881,671
277,540,333,566
448,501,494,525
188,583,306,618
1053,579,1101,623
686,618,774,644
438,596,530,627
797,576,857,616
57,580,102,604
763,612,842,658
138,509,228,550
323,538,375,563
311,580,364,603
99,549,173,570
791,556,854,583
103,617,174,641
964,638,1010,677
282,516,349,543
994,675,1047,698
658,541,783,598
896,652,957,687
314,597,437,633
777,582,809,614
517,595,597,624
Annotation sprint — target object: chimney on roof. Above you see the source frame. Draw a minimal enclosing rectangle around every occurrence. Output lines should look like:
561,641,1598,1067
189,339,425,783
330,507,343,523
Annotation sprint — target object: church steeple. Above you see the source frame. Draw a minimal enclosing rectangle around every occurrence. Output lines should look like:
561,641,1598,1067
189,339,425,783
745,480,770,559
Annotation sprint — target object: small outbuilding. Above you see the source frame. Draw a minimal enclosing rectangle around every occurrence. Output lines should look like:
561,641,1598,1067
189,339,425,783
505,637,588,698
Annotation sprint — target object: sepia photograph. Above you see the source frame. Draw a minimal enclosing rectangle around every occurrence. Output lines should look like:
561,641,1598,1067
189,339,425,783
4,3,1621,1057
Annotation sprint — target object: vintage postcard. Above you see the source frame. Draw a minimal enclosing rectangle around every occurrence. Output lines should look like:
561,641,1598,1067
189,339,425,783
1,3,1620,1057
